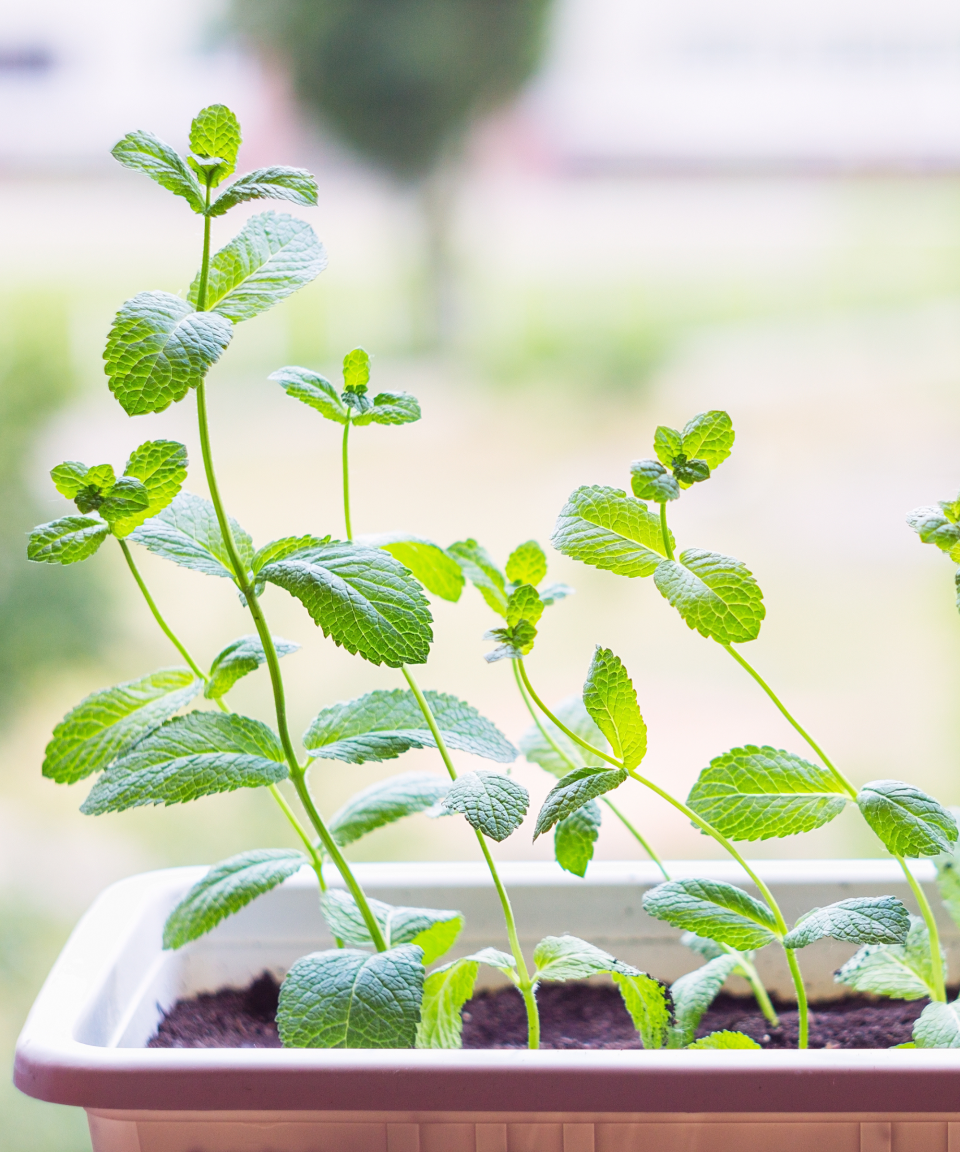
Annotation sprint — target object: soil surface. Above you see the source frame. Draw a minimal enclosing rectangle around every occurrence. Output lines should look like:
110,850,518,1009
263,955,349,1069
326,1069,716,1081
149,972,929,1050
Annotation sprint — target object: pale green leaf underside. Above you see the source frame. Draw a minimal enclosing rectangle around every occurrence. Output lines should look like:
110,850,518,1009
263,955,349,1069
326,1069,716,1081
582,646,647,769
416,958,478,1049
534,765,627,838
611,971,670,1049
654,548,765,645
320,889,462,965
447,539,508,615
111,130,204,212
783,896,910,949
271,366,347,423
551,485,672,578
669,954,740,1047
836,916,940,1000
205,634,299,699
857,780,958,858
210,166,319,217
441,769,529,842
518,695,611,778
688,1031,760,1050
131,491,253,581
554,798,601,877
328,772,452,847
907,506,960,562
643,879,778,951
352,391,422,426
914,1001,960,1049
532,934,639,982
27,516,109,565
359,534,465,602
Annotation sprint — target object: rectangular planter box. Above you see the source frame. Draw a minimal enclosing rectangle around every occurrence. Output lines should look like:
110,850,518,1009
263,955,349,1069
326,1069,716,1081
14,860,960,1152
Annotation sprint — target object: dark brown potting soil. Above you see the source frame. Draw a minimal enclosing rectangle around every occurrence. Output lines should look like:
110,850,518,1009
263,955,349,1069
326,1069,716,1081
149,972,929,1050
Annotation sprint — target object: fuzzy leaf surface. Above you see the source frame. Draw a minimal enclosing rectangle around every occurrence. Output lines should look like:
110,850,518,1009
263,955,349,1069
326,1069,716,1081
359,534,464,602
582,646,647,769
643,879,778,951
27,516,109,565
352,391,421,426
857,781,958,858
783,897,910,949
111,439,188,536
271,366,348,423
447,539,508,615
441,770,529,842
506,540,548,586
111,130,204,211
209,166,319,217
532,934,639,982
611,971,670,1049
328,773,452,847
98,478,150,525
630,459,679,502
669,954,740,1047
131,492,253,581
320,889,462,965
205,634,299,699
518,696,611,777
914,1001,960,1049
654,549,765,644
416,958,479,1049
551,485,671,577
836,916,941,1000
554,799,601,877
688,1031,760,1050
189,104,241,184
534,765,627,838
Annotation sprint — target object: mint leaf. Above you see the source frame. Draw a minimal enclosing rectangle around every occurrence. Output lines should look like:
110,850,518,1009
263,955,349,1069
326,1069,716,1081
210,166,319,217
532,934,639,981
519,695,610,778
188,104,241,185
188,212,327,323
111,130,204,212
551,485,671,577
43,668,200,783
680,411,735,471
857,781,958,857
783,896,909,949
111,440,188,536
688,1031,760,1050
914,1001,960,1049
342,347,370,392
506,584,544,628
329,772,452,847
681,932,727,961
252,534,330,574
506,541,548,587
687,745,848,841
104,291,233,416
539,582,575,607
359,534,464,602
271,366,348,423
303,689,516,764
653,426,682,466
320,889,462,965
51,461,115,502
554,799,601,877
836,916,941,1000
630,460,679,503
351,390,422,427
611,971,670,1049
483,620,538,663
643,879,778,951
131,491,253,582
416,956,480,1049
441,770,529,842
668,954,740,1047
81,711,287,814
259,540,433,667
205,634,300,699
534,765,627,839
935,843,960,929
163,848,306,949
582,646,647,769
98,477,150,526
27,516,109,565
277,945,423,1049
654,549,765,644
907,507,960,562
447,539,508,615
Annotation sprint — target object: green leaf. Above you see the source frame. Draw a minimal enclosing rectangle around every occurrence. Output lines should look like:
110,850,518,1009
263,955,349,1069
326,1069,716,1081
836,916,942,1000
680,411,735,471
320,889,462,965
271,366,348,423
483,620,538,663
359,534,464,602
205,634,300,699
98,477,150,526
534,765,627,839
643,879,778,951
653,426,682,467
111,130,205,212
447,539,508,615
913,1001,960,1049
668,954,740,1048
259,540,433,667
783,897,910,949
582,646,647,770
630,460,679,503
187,212,327,323
688,1030,760,1050
188,104,241,185
554,799,601,877
303,689,516,764
209,166,319,217
342,347,370,392
907,507,960,562
416,956,480,1049
532,934,639,982
50,461,115,502
611,971,670,1049
654,549,765,644
104,291,233,416
518,695,610,778
131,492,253,582
441,769,529,842
506,541,548,587
163,849,305,949
551,485,672,578
277,945,424,1049
857,781,958,858
111,440,188,536
329,773,452,847
42,668,201,784
351,391,421,427
27,515,109,565
935,842,960,930
539,582,575,607
81,711,287,814
506,584,544,628
687,745,848,841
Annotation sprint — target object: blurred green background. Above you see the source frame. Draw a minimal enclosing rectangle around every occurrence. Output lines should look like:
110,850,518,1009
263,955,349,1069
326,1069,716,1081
4,1,960,1148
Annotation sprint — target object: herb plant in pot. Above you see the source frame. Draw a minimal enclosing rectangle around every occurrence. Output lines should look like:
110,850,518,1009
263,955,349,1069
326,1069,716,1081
13,106,960,1152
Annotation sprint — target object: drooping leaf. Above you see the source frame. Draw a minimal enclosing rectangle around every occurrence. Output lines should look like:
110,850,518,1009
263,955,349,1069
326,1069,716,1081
163,849,306,949
320,889,462,965
668,953,740,1048
187,212,327,322
532,934,639,982
204,634,300,699
534,765,627,839
554,799,601,877
352,391,421,426
303,689,516,764
416,956,479,1049
630,459,679,503
277,945,424,1049
611,971,670,1049
359,534,464,602
447,539,508,615
271,366,348,423
582,646,647,769
188,104,241,185
836,916,942,1001
518,695,611,778
104,291,233,416
441,769,529,842
653,549,765,644
506,541,548,587
687,745,848,841
259,539,433,667
209,166,319,217
906,506,960,562
857,781,958,858
551,485,672,578
111,130,205,212
680,411,735,472
643,879,778,951
328,773,452,847
935,843,960,930
42,668,201,784
783,897,910,949
913,1001,960,1049
27,515,109,565
688,1031,760,1050
130,491,253,582
81,711,287,814
110,440,188,536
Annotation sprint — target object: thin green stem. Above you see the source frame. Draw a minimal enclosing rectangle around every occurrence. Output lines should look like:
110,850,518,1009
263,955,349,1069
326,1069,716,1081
601,797,670,881
659,502,674,561
516,659,623,770
195,183,213,310
342,416,353,541
729,951,780,1028
898,858,946,1002
786,948,809,1048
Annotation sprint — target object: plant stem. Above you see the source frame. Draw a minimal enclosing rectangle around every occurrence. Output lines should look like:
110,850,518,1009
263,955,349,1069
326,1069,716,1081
401,664,541,1048
898,857,947,1002
659,502,674,561
342,415,353,541
730,951,780,1028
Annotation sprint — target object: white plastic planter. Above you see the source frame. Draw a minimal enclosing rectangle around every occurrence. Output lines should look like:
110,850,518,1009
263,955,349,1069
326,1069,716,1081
14,860,960,1152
